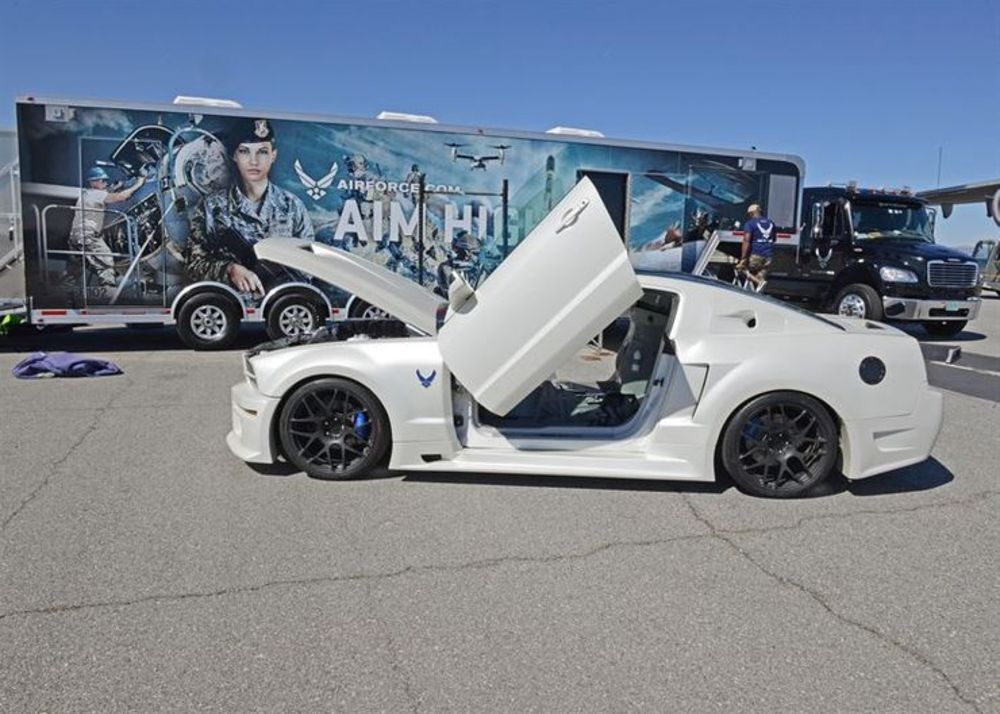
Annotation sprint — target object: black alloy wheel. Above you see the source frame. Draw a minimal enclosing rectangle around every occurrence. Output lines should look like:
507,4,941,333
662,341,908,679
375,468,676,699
278,377,389,480
721,392,839,498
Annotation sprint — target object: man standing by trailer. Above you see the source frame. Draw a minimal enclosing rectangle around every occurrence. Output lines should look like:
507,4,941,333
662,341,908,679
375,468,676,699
64,166,146,297
738,203,776,290
185,118,314,295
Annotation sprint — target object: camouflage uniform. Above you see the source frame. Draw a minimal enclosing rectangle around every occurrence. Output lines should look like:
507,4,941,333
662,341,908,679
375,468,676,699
65,187,118,289
185,182,314,284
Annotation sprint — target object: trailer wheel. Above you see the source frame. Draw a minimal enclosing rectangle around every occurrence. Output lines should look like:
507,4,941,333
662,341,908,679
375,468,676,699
832,284,883,321
177,293,240,350
266,294,323,340
348,298,390,320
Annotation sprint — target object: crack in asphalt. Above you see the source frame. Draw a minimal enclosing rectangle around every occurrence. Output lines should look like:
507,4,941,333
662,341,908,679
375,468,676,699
362,579,421,714
3,490,997,628
681,494,985,714
0,532,712,623
1,375,136,533
717,489,1000,537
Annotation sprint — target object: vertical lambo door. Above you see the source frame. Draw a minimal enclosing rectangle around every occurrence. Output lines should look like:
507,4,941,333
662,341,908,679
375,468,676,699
436,177,644,415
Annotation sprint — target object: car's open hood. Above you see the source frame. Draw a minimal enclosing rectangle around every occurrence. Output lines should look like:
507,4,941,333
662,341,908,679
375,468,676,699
254,239,444,335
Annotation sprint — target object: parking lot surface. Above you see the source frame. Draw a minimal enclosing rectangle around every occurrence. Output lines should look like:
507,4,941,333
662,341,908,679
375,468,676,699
1,302,998,713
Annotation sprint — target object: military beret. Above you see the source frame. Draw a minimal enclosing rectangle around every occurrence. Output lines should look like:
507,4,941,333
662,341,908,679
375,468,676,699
223,118,276,153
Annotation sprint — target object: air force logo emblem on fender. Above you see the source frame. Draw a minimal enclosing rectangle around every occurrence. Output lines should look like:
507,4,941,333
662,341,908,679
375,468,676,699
416,369,436,388
294,159,339,200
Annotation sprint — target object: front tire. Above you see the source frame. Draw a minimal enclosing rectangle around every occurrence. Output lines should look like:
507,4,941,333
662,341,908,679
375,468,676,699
721,392,839,498
176,293,240,350
278,377,390,480
833,283,883,321
265,294,323,340
922,320,967,337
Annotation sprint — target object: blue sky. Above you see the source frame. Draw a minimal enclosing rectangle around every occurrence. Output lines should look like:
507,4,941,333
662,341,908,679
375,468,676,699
1,0,997,247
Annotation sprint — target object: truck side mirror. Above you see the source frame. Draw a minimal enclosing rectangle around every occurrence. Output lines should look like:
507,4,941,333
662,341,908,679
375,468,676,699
810,202,825,240
927,207,937,241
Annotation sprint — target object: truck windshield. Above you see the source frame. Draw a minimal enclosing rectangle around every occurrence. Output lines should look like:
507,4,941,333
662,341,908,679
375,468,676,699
851,201,933,242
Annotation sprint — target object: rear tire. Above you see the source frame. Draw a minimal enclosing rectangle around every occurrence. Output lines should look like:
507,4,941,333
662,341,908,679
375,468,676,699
832,283,883,321
266,294,323,340
278,377,390,480
176,293,240,350
922,320,967,337
721,392,839,498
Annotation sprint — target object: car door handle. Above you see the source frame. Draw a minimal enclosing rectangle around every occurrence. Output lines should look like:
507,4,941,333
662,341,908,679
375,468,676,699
556,200,589,233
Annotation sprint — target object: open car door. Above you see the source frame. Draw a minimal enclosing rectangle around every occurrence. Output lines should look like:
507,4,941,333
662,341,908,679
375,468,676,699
254,239,444,335
438,177,643,415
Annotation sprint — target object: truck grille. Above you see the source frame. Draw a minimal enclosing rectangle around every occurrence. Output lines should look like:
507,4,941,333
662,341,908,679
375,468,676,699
927,260,978,288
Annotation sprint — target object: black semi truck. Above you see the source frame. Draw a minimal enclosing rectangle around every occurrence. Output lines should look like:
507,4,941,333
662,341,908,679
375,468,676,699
742,184,981,336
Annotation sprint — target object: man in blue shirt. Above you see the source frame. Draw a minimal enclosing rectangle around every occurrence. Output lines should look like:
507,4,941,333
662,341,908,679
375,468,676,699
738,203,776,290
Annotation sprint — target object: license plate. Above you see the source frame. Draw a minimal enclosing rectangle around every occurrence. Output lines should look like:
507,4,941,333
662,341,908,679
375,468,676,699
946,301,961,311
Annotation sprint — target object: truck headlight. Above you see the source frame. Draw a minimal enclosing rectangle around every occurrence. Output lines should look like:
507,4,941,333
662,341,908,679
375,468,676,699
879,266,918,283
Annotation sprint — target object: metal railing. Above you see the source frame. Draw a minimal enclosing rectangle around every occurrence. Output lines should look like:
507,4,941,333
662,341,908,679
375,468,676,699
40,204,140,300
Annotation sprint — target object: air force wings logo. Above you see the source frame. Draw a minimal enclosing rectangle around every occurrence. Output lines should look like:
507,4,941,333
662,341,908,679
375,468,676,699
416,369,436,388
294,159,338,200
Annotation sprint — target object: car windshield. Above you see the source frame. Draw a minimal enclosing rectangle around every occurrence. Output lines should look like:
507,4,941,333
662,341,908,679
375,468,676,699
851,201,933,242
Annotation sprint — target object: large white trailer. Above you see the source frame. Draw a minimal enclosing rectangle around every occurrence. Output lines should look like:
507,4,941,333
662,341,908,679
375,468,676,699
3,96,803,348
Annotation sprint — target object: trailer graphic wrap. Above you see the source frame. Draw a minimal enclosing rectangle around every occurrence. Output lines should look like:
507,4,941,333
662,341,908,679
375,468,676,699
16,102,800,310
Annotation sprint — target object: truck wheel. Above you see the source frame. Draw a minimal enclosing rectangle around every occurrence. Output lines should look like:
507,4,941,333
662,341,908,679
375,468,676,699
922,320,967,337
266,294,323,340
177,293,240,350
720,391,839,498
833,284,883,321
278,377,390,480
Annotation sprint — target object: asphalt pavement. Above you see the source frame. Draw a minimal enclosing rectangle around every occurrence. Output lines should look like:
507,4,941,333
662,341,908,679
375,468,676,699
1,309,998,713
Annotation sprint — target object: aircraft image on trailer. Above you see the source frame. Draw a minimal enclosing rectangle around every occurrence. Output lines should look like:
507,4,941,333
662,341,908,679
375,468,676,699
644,159,758,213
445,142,510,170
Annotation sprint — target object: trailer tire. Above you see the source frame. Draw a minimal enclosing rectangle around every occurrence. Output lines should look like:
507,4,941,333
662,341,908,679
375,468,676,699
832,283,883,321
177,293,240,350
347,298,390,320
265,294,324,340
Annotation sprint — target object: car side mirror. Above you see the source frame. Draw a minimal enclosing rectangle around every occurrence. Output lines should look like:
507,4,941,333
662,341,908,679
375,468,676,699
448,271,476,312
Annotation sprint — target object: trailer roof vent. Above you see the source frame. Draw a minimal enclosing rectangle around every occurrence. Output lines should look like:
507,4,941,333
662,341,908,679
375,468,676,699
376,111,439,124
545,126,605,138
173,95,243,109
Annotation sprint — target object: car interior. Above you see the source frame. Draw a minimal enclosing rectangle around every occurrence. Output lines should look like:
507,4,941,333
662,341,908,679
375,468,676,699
478,289,676,431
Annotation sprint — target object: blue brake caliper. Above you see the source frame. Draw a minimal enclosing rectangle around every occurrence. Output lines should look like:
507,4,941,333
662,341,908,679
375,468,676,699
354,412,370,440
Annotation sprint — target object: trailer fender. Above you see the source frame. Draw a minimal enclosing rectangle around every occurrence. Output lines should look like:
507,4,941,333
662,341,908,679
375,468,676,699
171,281,246,320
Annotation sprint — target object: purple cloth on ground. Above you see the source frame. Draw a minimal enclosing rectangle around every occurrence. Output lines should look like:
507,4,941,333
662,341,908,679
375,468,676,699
12,352,123,379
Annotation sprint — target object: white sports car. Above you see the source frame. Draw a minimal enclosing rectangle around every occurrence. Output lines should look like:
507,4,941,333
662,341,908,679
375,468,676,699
227,179,943,498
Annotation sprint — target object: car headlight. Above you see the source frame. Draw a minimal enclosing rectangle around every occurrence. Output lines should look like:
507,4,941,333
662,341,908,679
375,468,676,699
879,266,918,283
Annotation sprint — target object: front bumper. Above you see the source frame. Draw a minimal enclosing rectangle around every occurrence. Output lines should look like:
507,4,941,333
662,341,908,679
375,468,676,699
226,381,281,463
882,295,981,322
842,388,944,480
